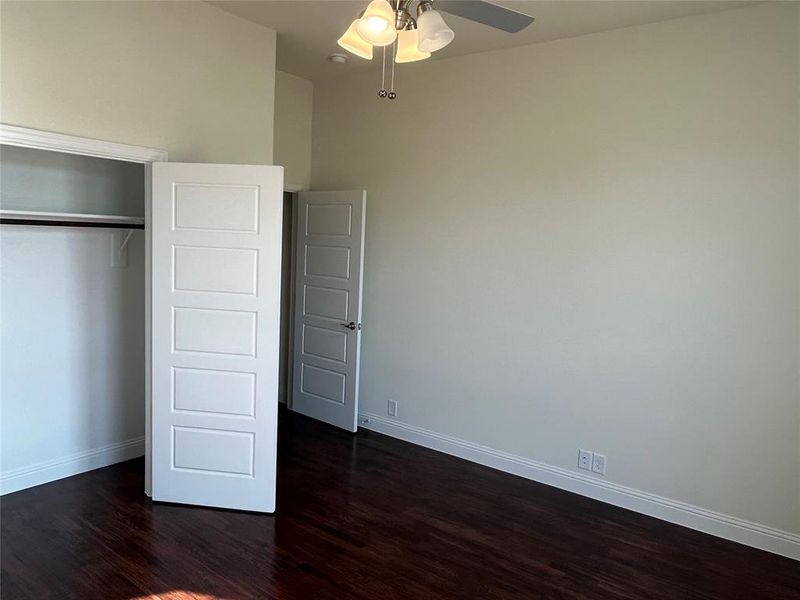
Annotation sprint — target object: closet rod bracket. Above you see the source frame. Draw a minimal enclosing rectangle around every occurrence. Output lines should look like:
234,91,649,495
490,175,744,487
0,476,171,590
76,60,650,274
111,229,135,268
118,229,135,251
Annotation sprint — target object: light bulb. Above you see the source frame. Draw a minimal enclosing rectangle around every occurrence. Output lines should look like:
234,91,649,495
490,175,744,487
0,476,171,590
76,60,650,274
366,16,388,32
356,0,397,47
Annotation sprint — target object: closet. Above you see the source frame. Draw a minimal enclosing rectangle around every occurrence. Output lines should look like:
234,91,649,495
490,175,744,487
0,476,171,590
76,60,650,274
0,126,282,512
1,141,150,495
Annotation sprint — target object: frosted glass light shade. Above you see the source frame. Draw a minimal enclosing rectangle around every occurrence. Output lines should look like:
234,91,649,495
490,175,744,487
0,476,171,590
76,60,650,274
338,19,373,59
395,28,430,63
356,0,397,46
417,9,454,52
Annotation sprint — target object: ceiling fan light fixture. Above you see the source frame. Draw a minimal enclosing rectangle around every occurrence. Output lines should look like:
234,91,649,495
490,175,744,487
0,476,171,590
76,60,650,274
356,0,398,46
395,26,430,63
338,0,533,99
416,2,454,53
338,19,374,59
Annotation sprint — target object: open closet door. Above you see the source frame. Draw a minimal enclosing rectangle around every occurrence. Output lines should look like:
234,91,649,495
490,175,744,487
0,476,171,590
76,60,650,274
150,163,282,512
291,190,366,432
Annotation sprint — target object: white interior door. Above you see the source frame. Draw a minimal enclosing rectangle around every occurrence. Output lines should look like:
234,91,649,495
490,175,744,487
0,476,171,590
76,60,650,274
292,190,366,432
150,163,283,512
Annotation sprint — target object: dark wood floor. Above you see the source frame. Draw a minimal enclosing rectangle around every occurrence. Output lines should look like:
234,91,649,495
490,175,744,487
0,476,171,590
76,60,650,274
2,411,799,600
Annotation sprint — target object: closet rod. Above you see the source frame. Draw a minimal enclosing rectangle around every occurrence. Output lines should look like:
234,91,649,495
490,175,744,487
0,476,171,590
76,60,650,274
0,218,144,229
0,210,144,229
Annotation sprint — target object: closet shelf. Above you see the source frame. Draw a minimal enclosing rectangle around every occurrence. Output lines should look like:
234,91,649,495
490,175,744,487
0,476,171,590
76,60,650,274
0,209,144,229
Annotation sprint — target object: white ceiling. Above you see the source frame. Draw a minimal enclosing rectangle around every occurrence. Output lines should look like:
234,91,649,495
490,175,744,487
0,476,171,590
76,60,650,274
209,1,753,81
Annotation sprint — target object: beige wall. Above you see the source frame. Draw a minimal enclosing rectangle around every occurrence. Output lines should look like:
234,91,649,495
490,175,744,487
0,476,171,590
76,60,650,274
312,2,800,533
274,70,312,189
0,1,276,163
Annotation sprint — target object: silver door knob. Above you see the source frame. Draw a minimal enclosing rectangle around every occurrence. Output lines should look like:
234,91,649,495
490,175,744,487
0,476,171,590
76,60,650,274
341,321,356,330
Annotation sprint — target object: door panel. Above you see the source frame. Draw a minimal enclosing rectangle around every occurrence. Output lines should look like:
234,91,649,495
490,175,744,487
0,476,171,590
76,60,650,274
173,246,258,295
151,163,282,512
292,190,366,432
305,245,351,278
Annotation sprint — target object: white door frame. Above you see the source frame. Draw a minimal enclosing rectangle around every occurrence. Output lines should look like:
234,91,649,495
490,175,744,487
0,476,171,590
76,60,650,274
0,124,168,163
0,124,168,496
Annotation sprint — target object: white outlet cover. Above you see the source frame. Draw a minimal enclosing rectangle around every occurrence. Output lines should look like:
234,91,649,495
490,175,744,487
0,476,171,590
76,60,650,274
592,453,607,475
578,449,593,470
387,399,398,417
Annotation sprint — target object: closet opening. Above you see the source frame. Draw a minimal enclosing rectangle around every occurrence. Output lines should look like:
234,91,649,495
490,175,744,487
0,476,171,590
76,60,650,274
1,143,148,493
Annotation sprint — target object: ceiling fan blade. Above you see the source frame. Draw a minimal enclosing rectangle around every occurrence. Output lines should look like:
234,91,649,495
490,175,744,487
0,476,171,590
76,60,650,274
435,1,534,33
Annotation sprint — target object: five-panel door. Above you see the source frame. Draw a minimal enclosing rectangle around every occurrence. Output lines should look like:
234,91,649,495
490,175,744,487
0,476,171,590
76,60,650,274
150,163,283,512
291,190,366,432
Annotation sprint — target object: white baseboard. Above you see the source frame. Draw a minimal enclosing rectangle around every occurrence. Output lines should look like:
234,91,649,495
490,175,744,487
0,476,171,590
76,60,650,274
1,436,145,496
359,412,800,561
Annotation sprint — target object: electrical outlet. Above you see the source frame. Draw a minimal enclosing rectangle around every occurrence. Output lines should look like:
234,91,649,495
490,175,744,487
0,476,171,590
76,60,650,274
578,449,593,471
592,453,607,475
387,399,398,417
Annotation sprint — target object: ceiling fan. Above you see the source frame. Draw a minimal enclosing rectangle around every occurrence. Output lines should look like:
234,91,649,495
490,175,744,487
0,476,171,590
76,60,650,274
337,0,534,99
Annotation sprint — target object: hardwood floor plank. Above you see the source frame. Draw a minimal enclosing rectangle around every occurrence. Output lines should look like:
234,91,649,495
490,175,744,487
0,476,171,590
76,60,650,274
2,409,799,599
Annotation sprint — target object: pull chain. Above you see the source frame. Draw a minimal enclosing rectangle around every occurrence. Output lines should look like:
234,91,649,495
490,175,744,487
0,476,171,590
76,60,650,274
388,0,398,100
388,39,397,100
378,46,388,98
